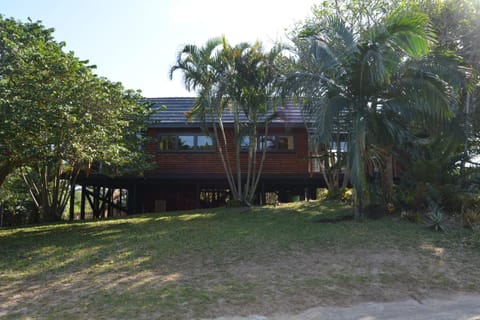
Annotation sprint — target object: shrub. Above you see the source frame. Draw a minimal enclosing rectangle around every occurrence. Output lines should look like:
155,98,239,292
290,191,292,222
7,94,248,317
463,208,480,228
425,201,449,232
341,188,353,205
400,210,422,224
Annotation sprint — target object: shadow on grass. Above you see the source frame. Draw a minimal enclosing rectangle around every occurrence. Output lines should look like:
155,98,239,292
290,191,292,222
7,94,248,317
1,201,479,319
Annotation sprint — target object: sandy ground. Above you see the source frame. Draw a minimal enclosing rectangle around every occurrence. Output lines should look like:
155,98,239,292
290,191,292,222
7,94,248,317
211,294,480,320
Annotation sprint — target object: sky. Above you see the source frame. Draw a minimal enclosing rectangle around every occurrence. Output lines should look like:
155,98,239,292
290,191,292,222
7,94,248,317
1,0,317,97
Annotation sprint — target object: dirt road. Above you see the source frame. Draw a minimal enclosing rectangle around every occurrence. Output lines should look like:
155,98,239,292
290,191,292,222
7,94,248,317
212,294,480,320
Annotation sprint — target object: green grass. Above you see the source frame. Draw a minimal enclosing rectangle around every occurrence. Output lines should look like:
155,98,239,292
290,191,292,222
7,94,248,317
1,200,479,319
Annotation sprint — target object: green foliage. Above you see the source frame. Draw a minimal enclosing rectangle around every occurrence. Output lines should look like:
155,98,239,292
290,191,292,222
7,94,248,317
311,0,399,35
394,127,469,213
0,16,152,222
170,37,286,205
400,210,422,224
425,200,449,232
288,5,460,219
319,188,354,205
1,201,480,318
0,171,36,226
463,207,480,228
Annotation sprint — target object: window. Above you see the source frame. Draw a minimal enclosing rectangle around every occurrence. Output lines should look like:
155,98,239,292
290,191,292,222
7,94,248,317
331,141,348,153
158,135,177,151
240,136,250,151
277,136,294,151
158,134,214,152
197,136,214,150
259,135,294,152
178,135,195,150
261,136,277,151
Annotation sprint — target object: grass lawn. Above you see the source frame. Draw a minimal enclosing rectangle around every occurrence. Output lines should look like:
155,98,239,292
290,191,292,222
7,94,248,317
1,200,480,319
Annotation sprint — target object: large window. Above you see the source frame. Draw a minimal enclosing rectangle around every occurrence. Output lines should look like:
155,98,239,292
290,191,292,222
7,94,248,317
158,134,214,152
259,135,294,152
241,135,295,152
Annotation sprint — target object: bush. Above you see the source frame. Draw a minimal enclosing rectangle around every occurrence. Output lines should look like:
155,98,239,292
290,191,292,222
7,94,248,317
0,172,37,226
400,210,422,223
425,201,449,232
341,188,353,204
463,208,480,228
265,192,279,206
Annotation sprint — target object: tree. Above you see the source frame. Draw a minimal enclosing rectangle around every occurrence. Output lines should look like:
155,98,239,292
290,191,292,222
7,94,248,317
0,16,57,186
310,0,398,35
20,77,150,222
170,37,285,205
418,0,480,169
288,7,458,218
0,16,151,221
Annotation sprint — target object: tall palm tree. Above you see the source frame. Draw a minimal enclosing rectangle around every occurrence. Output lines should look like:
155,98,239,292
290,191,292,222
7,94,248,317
289,8,459,218
169,37,239,198
170,37,285,205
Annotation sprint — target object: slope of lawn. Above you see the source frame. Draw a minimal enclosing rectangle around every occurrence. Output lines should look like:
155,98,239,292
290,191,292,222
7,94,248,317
1,200,479,319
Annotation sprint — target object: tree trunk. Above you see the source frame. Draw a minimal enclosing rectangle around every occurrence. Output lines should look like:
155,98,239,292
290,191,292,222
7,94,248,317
354,190,362,220
248,121,269,204
0,161,16,188
382,153,394,203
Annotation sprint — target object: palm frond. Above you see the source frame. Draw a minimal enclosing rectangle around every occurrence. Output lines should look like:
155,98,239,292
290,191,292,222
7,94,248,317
382,9,432,57
402,73,455,122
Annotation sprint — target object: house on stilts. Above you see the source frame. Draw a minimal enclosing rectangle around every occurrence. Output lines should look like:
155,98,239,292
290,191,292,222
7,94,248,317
70,97,349,219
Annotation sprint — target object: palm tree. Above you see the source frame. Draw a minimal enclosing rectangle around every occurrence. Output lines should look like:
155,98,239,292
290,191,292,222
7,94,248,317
170,37,285,205
289,8,459,219
169,37,239,198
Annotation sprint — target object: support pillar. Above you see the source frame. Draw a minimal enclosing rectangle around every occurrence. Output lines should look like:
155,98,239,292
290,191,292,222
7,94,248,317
129,183,137,215
195,183,200,209
80,185,86,220
118,189,122,211
69,181,75,221
107,187,113,217
93,186,100,218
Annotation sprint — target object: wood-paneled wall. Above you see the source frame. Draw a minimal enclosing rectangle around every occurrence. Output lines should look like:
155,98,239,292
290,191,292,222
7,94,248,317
146,127,310,175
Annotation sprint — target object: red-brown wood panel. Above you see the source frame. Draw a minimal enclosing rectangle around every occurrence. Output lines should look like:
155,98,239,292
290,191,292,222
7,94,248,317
146,127,310,175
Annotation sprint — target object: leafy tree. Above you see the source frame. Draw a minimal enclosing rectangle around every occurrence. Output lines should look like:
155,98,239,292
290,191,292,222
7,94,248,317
310,0,398,35
418,0,480,168
0,16,56,186
20,78,150,222
409,0,480,212
288,7,459,218
0,16,151,221
170,37,285,205
0,169,35,225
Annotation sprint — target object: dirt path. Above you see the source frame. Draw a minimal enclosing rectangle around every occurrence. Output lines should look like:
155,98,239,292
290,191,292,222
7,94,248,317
211,294,480,320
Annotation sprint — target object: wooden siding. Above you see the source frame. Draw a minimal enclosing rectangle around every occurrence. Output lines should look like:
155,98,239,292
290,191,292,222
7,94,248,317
146,127,310,176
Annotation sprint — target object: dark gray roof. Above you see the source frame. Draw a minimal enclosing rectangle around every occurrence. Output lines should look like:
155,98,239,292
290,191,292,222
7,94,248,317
147,97,305,128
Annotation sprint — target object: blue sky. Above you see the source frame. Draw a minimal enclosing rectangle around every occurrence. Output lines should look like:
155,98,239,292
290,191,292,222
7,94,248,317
2,0,316,97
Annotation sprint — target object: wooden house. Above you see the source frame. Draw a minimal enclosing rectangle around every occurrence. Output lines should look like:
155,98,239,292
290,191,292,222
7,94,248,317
72,97,330,218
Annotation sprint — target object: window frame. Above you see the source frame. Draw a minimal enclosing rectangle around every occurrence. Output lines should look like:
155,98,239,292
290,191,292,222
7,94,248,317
157,134,215,152
241,134,295,153
258,135,295,152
